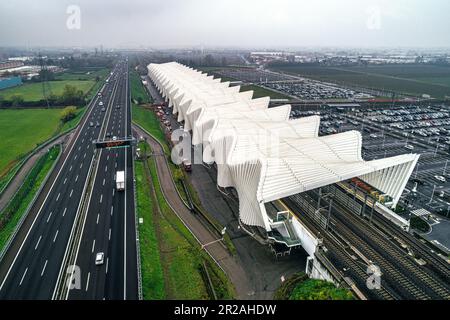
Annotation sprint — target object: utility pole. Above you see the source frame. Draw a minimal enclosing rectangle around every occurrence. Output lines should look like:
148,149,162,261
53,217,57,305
317,188,322,211
370,200,376,224
326,199,333,231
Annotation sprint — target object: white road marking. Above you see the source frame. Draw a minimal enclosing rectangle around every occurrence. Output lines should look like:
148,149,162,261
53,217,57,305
84,153,86,159
112,189,115,196
109,228,111,240
69,189,73,198
78,146,81,151
105,166,108,172
91,240,95,253
107,155,109,160
74,155,77,160
19,268,28,286
56,193,60,202
96,213,100,224
85,272,90,292
53,230,59,243
75,174,79,182
115,162,117,168
34,236,42,250
102,178,105,186
47,211,53,223
106,258,109,274
100,194,103,203
63,178,67,184
80,163,83,169
41,260,48,276
63,207,67,217
110,206,113,216
69,165,72,171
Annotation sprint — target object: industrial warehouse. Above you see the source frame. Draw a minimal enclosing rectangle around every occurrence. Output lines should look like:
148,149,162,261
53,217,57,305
148,62,419,235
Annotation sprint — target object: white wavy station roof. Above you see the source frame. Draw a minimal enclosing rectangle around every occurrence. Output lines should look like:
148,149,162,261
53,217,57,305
148,62,420,231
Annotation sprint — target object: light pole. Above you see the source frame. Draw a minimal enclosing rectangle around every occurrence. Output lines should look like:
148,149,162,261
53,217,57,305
201,227,227,250
414,163,420,179
428,184,436,205
433,144,439,157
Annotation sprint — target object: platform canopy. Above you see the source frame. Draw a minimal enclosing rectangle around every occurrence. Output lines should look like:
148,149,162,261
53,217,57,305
148,62,420,231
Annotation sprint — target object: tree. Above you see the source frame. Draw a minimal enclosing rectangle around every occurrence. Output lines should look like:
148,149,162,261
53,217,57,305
60,106,77,123
60,84,84,105
11,95,24,107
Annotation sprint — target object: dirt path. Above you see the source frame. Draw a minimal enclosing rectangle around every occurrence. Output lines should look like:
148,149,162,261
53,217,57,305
133,124,254,299
0,131,74,213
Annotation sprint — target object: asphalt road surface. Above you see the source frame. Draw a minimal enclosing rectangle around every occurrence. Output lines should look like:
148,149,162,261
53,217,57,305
68,61,138,300
0,60,137,300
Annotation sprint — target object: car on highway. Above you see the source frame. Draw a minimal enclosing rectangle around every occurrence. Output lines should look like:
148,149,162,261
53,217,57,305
89,122,94,127
96,121,100,127
116,105,121,109
434,175,446,183
112,136,117,141
101,108,106,112
404,144,414,150
95,252,104,265
99,101,104,106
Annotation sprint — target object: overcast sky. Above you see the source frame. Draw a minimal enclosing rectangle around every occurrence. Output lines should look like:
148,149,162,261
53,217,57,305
1,0,449,49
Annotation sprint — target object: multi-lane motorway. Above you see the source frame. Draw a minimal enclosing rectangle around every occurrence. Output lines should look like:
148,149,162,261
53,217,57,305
0,60,138,300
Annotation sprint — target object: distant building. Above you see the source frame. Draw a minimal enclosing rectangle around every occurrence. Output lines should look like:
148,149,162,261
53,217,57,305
0,76,22,90
0,61,24,70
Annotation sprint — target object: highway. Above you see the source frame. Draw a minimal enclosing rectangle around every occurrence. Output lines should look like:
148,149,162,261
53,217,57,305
0,60,138,299
67,61,138,300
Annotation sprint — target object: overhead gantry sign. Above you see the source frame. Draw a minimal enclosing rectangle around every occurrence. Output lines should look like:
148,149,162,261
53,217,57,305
93,137,137,149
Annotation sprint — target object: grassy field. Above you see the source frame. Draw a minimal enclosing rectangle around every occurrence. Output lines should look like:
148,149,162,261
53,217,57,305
130,71,151,104
0,80,95,102
135,160,165,299
132,104,169,153
0,145,60,252
240,84,291,99
55,68,109,81
0,109,61,176
136,142,234,299
0,107,86,186
270,64,450,99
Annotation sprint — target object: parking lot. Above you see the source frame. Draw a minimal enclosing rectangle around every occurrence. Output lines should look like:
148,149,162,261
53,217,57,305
292,105,450,222
214,67,374,100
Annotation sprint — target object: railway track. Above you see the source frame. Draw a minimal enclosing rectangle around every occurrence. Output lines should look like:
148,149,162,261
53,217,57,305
287,190,450,300
281,198,396,300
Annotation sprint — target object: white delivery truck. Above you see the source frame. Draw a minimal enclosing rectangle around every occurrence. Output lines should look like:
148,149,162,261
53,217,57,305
116,171,125,191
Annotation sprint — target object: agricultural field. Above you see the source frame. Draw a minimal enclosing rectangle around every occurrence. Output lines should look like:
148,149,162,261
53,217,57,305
270,64,450,99
0,80,95,102
0,107,84,181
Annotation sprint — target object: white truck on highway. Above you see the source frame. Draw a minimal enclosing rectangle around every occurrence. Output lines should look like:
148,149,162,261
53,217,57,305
116,171,125,191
